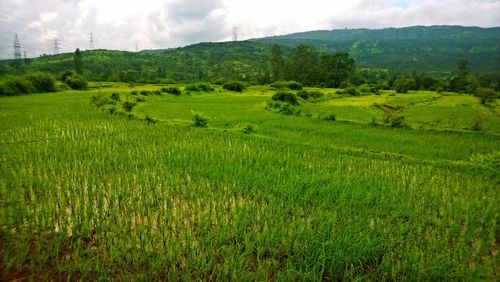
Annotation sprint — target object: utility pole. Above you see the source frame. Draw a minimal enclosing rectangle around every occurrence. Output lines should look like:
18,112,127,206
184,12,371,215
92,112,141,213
135,43,138,52
14,33,21,60
89,33,95,49
232,26,238,42
53,38,60,54
13,33,22,73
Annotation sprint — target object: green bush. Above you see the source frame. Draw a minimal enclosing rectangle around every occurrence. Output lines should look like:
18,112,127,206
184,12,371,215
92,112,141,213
110,93,120,101
270,81,289,89
197,83,214,92
297,90,324,101
271,92,298,105
145,116,157,124
270,81,302,90
393,78,415,93
161,87,182,95
65,74,88,90
474,87,496,105
192,112,207,127
91,94,115,108
391,116,406,128
235,123,255,134
123,101,136,112
185,84,200,91
223,81,246,92
25,72,56,92
60,70,74,82
342,87,359,96
287,81,303,90
0,76,35,96
322,113,337,121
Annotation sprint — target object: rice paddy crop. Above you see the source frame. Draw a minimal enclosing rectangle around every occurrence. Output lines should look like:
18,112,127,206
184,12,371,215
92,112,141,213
1,85,499,280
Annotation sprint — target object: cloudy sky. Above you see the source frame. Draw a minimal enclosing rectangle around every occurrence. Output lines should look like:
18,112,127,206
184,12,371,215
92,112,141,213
0,0,499,59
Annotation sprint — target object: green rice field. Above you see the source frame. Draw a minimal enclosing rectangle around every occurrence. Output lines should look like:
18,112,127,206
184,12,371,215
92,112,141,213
1,83,499,280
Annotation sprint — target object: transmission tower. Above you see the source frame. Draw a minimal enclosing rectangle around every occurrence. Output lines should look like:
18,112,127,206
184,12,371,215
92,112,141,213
89,33,95,49
53,38,60,54
232,26,238,42
14,33,21,60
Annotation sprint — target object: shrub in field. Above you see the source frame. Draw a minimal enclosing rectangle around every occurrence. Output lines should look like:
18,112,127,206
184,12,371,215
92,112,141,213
145,116,157,124
297,90,324,101
161,87,182,95
110,93,120,101
185,84,200,91
235,123,255,134
192,111,207,127
322,113,337,121
135,97,146,103
25,72,56,92
342,86,360,96
270,80,302,90
297,90,309,100
471,116,483,131
278,103,296,115
197,83,214,92
123,101,136,112
65,74,88,90
223,81,246,92
390,116,406,128
474,87,496,105
270,81,289,89
271,92,298,105
184,83,214,92
287,81,303,90
0,76,35,96
91,94,115,108
140,90,152,96
60,70,74,82
393,78,415,93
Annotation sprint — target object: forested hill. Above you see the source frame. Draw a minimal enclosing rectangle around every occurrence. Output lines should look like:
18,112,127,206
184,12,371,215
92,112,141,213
1,26,498,82
254,26,500,73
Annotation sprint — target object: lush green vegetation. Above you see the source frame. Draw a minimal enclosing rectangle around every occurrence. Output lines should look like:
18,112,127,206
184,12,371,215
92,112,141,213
0,24,499,280
256,26,500,73
1,26,498,91
1,83,499,280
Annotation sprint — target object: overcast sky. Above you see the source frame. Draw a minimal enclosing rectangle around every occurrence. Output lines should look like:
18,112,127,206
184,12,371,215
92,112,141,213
0,0,499,59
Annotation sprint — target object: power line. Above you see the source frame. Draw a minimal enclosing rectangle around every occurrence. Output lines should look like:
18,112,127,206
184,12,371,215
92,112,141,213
89,33,94,49
14,33,21,60
232,26,238,42
0,17,84,51
53,38,60,54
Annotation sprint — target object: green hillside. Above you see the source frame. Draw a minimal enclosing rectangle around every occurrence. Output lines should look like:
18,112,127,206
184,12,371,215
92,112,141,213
0,41,271,83
255,26,500,72
1,26,499,83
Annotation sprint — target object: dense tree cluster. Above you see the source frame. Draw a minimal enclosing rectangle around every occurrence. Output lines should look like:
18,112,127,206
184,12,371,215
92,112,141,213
269,44,355,87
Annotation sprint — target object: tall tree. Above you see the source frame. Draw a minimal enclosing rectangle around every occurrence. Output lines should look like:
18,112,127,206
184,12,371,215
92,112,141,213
269,44,285,81
449,59,469,92
73,48,83,75
288,44,319,85
319,52,355,88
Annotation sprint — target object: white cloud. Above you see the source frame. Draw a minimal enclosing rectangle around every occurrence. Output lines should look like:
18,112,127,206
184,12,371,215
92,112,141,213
0,0,498,59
